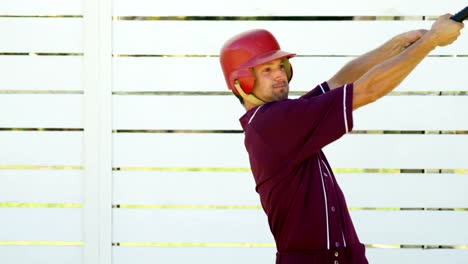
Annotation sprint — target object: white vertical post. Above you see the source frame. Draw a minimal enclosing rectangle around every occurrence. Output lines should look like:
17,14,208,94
82,0,113,263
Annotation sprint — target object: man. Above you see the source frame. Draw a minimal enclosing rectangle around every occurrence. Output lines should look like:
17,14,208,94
219,15,463,264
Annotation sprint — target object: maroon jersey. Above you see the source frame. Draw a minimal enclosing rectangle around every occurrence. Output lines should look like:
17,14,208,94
239,82,368,264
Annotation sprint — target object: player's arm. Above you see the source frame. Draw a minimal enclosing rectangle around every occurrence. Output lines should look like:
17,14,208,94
352,14,463,110
327,29,427,90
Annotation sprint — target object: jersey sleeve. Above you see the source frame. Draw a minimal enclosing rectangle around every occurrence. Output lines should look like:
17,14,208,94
257,83,354,165
300,81,330,99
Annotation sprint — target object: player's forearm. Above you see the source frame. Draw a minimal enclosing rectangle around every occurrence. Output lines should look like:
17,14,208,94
352,33,437,109
352,14,463,110
328,34,407,88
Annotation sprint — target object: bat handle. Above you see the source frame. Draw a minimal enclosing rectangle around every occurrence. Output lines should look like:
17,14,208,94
450,6,468,22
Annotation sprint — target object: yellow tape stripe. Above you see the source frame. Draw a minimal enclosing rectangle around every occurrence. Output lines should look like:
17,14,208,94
114,167,468,174
116,205,467,211
0,165,83,170
112,242,468,249
0,241,83,246
117,205,390,210
0,52,83,56
0,15,82,18
0,241,465,249
0,203,81,208
0,203,465,211
114,167,251,172
115,242,275,248
367,244,468,249
116,204,262,209
348,207,400,211
0,166,465,174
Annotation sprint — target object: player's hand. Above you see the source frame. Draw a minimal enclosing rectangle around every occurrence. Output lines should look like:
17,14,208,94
429,14,464,47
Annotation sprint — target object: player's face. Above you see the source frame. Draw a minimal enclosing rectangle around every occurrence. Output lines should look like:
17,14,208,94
252,59,289,102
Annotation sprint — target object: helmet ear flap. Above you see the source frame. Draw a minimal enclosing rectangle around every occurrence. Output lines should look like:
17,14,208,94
283,58,293,82
229,69,264,106
229,69,255,95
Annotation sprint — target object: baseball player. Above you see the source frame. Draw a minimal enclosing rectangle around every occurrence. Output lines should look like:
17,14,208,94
219,14,463,264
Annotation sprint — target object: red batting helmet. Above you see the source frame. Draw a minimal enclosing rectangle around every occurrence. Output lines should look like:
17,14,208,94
220,29,295,101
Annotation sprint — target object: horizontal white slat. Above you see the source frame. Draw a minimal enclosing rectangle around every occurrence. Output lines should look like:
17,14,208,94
0,208,81,241
0,0,82,16
0,131,82,166
113,133,247,168
113,208,272,242
113,209,468,244
0,170,82,203
0,56,82,91
112,171,468,208
353,96,468,130
113,247,276,264
113,95,468,131
0,18,82,53
113,171,258,205
113,134,468,169
112,247,468,264
338,173,468,208
366,248,468,264
113,0,463,16
113,95,242,131
113,56,468,92
0,246,82,264
0,94,82,128
113,21,468,55
398,57,468,92
353,210,468,245
325,134,468,169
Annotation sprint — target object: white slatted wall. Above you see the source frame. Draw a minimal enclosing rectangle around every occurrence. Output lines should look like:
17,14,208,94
0,1,84,264
1,1,467,264
111,1,468,263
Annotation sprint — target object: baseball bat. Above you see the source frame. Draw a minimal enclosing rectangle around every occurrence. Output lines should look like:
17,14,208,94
450,6,468,22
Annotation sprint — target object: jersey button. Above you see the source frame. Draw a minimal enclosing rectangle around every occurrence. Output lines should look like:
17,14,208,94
334,251,339,257
331,206,336,212
335,242,340,247
334,261,339,264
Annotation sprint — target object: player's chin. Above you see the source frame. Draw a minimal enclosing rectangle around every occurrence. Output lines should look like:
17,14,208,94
273,88,289,101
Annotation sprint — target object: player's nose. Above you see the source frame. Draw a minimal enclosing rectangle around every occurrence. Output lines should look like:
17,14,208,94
273,69,287,81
